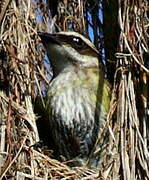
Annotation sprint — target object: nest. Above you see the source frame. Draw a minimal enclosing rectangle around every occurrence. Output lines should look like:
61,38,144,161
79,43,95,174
0,0,148,179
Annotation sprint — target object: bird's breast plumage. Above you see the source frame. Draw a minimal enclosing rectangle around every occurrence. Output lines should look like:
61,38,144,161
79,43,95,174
45,69,109,160
38,31,111,166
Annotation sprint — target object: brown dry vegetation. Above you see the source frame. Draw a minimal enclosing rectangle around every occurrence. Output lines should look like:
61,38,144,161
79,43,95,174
0,0,148,179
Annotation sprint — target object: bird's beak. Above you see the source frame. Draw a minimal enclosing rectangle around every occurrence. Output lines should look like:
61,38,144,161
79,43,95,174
38,32,59,45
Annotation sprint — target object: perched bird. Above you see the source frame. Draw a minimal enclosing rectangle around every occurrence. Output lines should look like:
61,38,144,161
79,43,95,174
38,31,110,166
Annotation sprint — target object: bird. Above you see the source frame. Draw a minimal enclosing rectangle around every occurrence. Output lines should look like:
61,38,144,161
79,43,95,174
38,31,111,166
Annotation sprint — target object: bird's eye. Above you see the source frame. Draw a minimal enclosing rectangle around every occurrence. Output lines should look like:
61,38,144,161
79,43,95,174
72,37,85,48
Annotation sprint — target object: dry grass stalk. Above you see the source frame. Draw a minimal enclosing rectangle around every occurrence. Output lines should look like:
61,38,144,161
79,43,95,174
0,0,99,179
97,0,149,179
0,0,148,179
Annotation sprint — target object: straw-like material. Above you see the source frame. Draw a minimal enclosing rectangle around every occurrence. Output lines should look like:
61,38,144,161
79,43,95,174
0,0,148,179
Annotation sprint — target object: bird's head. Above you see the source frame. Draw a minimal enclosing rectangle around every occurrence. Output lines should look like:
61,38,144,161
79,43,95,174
38,31,101,75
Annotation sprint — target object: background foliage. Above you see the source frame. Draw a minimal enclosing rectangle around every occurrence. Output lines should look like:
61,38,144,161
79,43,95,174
0,0,148,179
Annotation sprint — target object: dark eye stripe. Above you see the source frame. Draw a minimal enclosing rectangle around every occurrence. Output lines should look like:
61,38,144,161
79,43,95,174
69,36,88,51
57,34,89,51
72,37,85,48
